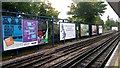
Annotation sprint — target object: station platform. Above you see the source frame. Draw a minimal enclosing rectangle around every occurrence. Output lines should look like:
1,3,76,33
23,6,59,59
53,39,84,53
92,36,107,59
105,41,120,68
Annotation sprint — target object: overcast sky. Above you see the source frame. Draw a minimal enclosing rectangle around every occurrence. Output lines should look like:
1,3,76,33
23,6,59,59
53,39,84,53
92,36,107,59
48,0,119,22
100,0,119,22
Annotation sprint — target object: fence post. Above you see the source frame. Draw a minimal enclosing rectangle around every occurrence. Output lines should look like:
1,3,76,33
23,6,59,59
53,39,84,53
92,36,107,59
62,20,65,44
76,22,79,40
0,10,3,53
52,16,54,47
58,21,60,44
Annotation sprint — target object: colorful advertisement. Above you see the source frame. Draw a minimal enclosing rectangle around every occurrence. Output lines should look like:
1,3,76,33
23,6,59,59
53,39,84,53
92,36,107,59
38,21,48,44
98,25,103,34
92,25,97,35
60,23,76,40
2,17,49,51
80,24,89,36
22,19,38,46
2,17,23,51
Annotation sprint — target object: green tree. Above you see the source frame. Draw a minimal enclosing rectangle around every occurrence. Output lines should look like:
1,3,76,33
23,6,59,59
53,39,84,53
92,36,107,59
2,2,59,20
68,2,107,23
94,16,104,24
105,16,118,30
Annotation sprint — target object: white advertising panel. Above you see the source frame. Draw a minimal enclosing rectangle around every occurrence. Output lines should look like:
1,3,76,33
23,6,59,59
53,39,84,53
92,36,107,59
60,23,76,40
99,25,103,34
112,27,118,31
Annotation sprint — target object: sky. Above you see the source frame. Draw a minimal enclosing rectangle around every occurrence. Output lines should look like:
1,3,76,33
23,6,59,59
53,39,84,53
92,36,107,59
48,0,72,19
100,0,119,22
48,0,119,22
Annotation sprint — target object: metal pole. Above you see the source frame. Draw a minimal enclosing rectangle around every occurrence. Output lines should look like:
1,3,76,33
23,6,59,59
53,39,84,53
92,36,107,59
37,17,41,50
16,50,19,55
118,2,120,31
62,19,64,22
16,13,20,55
62,19,65,44
52,16,54,47
58,22,60,44
0,2,3,53
76,22,79,40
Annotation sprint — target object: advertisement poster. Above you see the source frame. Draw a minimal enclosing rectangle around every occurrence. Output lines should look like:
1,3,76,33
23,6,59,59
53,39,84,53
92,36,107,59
99,25,103,34
112,27,118,31
92,25,97,35
80,24,89,36
60,23,76,40
38,21,48,44
2,17,23,51
22,19,38,46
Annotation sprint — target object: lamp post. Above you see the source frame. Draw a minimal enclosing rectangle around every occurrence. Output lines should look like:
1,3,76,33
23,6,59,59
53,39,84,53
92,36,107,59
52,16,54,47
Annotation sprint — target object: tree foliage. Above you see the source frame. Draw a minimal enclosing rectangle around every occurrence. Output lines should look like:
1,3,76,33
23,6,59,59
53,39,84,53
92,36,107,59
94,16,104,24
2,2,59,19
105,16,118,30
68,2,107,23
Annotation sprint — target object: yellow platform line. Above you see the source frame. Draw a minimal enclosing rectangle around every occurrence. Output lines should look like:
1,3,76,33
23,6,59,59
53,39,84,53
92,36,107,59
114,52,120,68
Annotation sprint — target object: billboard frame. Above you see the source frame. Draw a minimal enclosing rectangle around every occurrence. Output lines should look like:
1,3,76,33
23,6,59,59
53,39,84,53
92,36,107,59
80,23,90,37
1,11,54,52
59,22,76,41
97,24,103,35
91,24,97,36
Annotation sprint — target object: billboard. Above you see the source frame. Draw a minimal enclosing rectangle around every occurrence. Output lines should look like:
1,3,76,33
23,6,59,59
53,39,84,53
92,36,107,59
22,19,38,46
98,25,103,34
38,21,48,44
60,23,76,40
80,24,89,36
92,25,97,35
112,27,118,31
2,16,49,51
2,17,23,51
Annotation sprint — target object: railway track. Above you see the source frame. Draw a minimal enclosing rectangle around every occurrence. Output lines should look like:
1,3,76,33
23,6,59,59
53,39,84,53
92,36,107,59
2,32,119,68
68,34,119,68
49,32,119,68
35,32,118,68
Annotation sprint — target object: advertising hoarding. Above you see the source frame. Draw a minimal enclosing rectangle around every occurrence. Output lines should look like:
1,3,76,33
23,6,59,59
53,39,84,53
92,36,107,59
112,27,118,31
38,21,48,44
98,25,103,34
80,24,89,36
92,25,97,35
2,16,49,51
60,23,76,40
22,19,38,46
2,17,23,51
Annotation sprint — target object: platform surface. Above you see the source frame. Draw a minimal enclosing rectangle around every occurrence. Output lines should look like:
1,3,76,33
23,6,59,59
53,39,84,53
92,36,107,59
105,41,120,68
